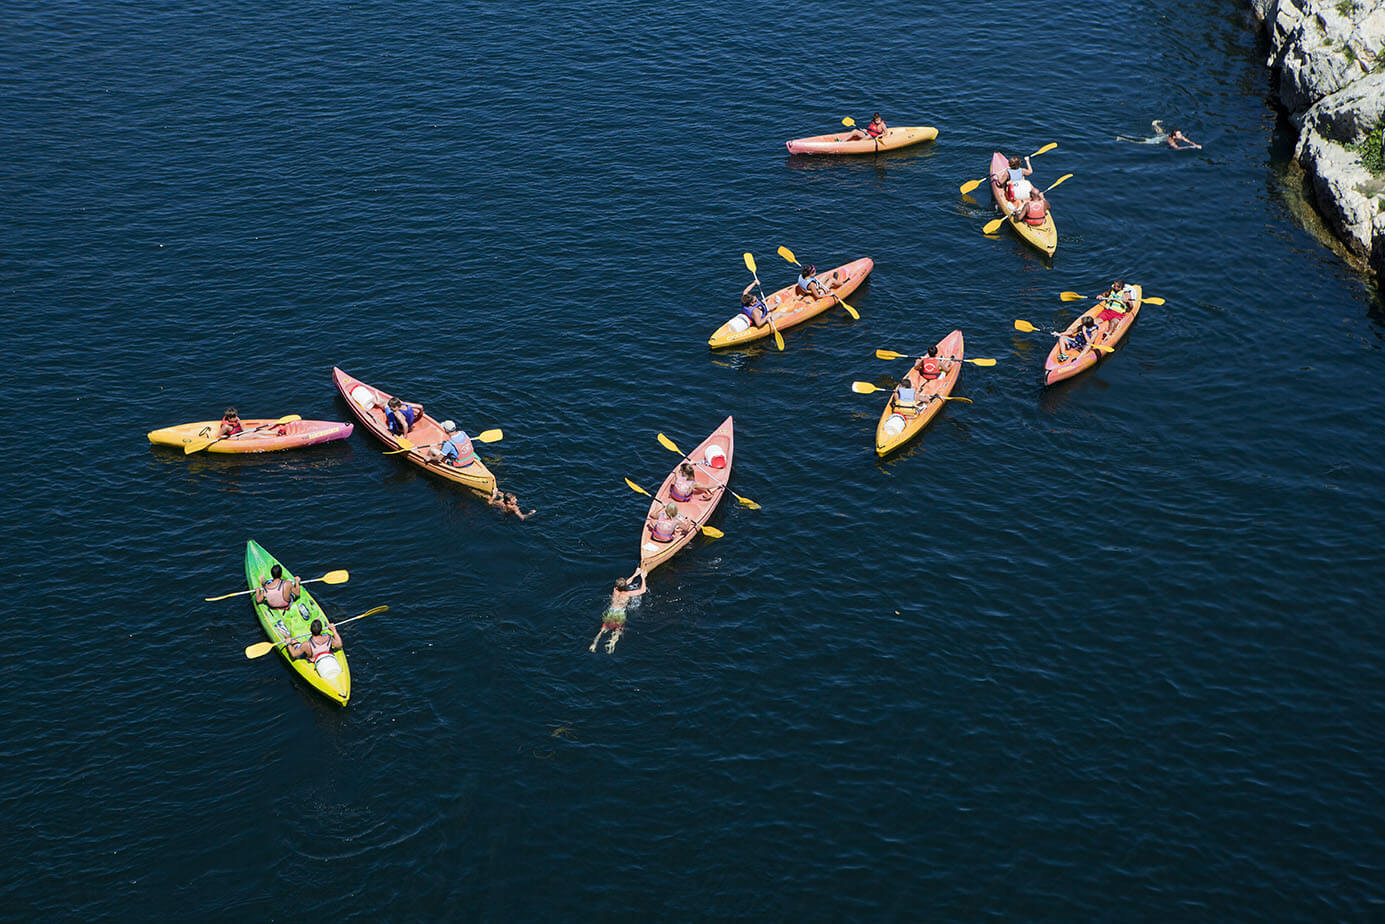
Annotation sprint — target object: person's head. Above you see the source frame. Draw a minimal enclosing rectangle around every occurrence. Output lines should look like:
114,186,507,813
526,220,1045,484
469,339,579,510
615,577,631,591
1008,155,1021,168
1169,127,1180,136
387,397,402,409
1030,188,1044,200
1112,279,1125,290
741,292,754,307
871,112,882,121
223,407,238,421
804,264,816,276
1082,316,1097,328
505,493,518,505
664,502,678,517
269,564,283,579
679,462,694,477
441,419,458,433
310,619,323,635
926,346,938,357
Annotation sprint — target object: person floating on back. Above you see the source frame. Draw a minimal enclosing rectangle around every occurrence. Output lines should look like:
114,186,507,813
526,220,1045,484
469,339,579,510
590,568,647,654
254,564,301,611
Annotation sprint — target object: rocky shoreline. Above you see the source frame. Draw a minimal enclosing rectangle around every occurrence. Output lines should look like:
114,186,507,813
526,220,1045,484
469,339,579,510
1249,0,1385,277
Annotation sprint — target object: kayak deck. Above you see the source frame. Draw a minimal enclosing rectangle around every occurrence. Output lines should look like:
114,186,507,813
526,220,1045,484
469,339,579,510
989,151,1058,257
875,330,965,456
244,539,350,705
639,416,734,572
1043,285,1143,385
708,258,873,348
786,126,938,155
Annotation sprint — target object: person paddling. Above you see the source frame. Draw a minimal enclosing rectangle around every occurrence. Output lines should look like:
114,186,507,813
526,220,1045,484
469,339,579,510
739,283,771,328
648,502,693,543
286,618,344,678
847,112,887,141
1010,187,1049,226
1004,153,1034,203
912,346,952,382
590,568,647,653
425,420,477,467
1056,316,1101,360
669,462,714,504
254,565,301,611
794,263,831,301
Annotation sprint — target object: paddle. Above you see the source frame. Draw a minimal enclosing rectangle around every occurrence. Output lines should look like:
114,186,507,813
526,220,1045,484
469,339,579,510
851,381,973,403
623,478,725,538
874,349,996,366
205,569,349,602
842,116,880,152
183,415,302,455
982,173,1072,235
243,605,388,659
776,245,859,320
655,432,760,510
1060,290,1166,305
959,143,1058,195
742,252,785,351
1013,319,1115,353
387,428,503,454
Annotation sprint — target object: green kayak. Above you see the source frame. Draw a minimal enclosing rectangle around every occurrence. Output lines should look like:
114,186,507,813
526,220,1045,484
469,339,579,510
244,539,351,705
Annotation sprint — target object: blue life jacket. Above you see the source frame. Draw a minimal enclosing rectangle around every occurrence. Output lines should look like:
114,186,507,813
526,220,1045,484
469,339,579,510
386,405,416,434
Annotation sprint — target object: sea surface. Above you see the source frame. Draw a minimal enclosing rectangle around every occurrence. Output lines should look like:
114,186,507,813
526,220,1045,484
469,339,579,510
3,0,1383,919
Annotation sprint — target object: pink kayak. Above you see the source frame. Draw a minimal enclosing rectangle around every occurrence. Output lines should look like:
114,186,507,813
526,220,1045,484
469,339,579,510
639,416,733,573
147,419,352,453
786,126,938,155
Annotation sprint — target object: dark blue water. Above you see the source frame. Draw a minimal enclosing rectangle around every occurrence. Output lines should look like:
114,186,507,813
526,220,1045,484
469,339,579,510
4,0,1384,918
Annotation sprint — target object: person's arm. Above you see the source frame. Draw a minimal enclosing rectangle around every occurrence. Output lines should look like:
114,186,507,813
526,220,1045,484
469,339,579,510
1022,156,1033,176
328,625,343,649
628,568,648,597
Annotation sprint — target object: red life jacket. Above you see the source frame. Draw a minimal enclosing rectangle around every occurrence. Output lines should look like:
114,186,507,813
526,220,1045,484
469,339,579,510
1024,199,1047,225
918,357,942,380
222,417,243,435
866,121,885,138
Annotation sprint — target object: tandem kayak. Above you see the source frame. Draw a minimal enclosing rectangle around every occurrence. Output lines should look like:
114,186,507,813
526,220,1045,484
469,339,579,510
708,258,873,348
639,416,734,573
332,367,498,495
989,152,1058,257
875,330,965,456
147,419,352,452
1043,285,1143,386
245,539,350,705
786,126,938,155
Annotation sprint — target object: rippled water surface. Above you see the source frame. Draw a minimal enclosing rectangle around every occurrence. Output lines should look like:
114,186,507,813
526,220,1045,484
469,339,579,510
3,0,1384,919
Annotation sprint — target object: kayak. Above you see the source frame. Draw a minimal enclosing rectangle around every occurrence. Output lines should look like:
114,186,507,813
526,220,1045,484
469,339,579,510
989,152,1058,257
786,126,938,155
639,416,734,573
147,419,352,452
332,367,497,495
245,539,350,705
1043,285,1143,386
875,330,965,456
708,258,873,348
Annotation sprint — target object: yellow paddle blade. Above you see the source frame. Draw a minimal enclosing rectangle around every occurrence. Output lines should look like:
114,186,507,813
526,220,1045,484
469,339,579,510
1046,173,1073,191
743,251,757,274
777,245,798,265
836,298,859,320
656,433,683,455
476,428,503,443
1014,319,1039,333
959,178,985,195
851,381,883,394
966,358,998,367
393,436,414,451
624,477,651,497
1060,291,1086,301
876,349,908,360
733,492,761,511
1031,142,1058,157
943,396,974,404
841,116,855,127
319,570,349,585
983,216,1007,235
244,641,276,659
1094,344,1115,354
1142,296,1165,305
773,328,785,351
700,525,724,539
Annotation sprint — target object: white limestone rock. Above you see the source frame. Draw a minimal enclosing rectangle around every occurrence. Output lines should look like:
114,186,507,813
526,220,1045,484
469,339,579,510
1296,128,1383,254
1304,72,1385,143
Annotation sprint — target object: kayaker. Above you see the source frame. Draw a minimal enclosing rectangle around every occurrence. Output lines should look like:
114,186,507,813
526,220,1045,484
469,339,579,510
590,568,647,654
425,420,476,467
740,283,771,328
1096,280,1138,332
1011,187,1049,225
847,112,887,141
794,264,830,301
669,462,714,504
488,488,534,520
1004,154,1033,202
1056,316,1101,359
216,407,243,439
912,346,952,382
254,564,301,611
893,379,920,415
1166,127,1202,150
647,502,693,543
286,618,344,679
382,396,421,436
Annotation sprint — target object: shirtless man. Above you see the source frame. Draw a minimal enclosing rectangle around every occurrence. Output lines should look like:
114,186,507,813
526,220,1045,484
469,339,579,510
286,618,344,679
590,568,647,653
254,565,301,611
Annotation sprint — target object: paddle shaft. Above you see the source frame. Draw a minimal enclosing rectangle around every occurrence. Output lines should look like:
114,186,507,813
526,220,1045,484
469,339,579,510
205,571,346,602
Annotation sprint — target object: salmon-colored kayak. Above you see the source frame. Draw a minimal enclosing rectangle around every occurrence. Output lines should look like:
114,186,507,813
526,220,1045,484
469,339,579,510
332,367,497,495
989,152,1057,256
1043,285,1143,386
147,419,352,452
875,330,964,456
786,126,938,155
708,258,873,348
639,416,733,573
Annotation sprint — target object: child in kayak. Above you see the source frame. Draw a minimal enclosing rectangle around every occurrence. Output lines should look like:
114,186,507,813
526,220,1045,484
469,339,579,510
382,397,421,436
794,264,830,301
590,568,647,653
1055,316,1101,360
669,462,714,504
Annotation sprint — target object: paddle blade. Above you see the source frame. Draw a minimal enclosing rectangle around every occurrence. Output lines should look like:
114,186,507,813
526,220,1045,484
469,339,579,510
476,428,503,443
1060,291,1086,301
773,328,785,351
841,116,855,127
393,437,414,451
275,414,302,425
734,494,761,511
183,439,213,455
777,245,798,265
946,396,975,404
624,477,651,497
700,525,724,539
1094,344,1115,354
875,349,907,360
656,433,683,455
959,178,984,195
1031,142,1058,157
1046,173,1073,191
851,381,882,394
742,251,757,275
967,358,997,367
983,217,1007,235
1142,296,1165,305
837,299,859,320
244,641,276,659
1014,319,1039,333
319,569,349,585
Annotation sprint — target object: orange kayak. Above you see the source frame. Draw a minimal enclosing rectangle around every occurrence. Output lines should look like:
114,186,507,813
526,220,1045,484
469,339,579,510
638,416,733,573
147,419,352,452
874,330,964,456
989,152,1057,256
332,366,497,495
1043,286,1143,385
708,258,873,348
786,126,938,155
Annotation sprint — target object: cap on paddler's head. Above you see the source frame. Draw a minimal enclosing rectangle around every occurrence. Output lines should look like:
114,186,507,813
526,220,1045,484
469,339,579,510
441,420,457,432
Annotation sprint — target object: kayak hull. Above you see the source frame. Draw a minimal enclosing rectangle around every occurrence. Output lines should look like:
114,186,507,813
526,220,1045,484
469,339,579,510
639,416,734,573
147,419,352,452
1043,285,1143,385
244,539,350,705
786,125,938,155
875,330,965,456
332,367,497,495
989,152,1058,256
708,258,873,348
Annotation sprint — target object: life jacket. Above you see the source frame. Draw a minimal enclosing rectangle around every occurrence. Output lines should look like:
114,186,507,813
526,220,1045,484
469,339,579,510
441,434,475,467
918,356,942,380
670,475,695,503
866,120,885,138
740,297,766,321
222,417,243,435
261,578,295,610
650,514,676,542
1023,199,1047,225
1007,167,1026,186
796,274,819,296
385,405,416,434
895,386,919,414
1065,326,1097,351
308,634,334,663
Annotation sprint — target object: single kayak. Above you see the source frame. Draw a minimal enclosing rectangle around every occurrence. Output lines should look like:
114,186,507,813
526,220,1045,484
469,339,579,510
989,152,1057,257
786,126,938,155
1043,285,1143,386
875,330,965,456
708,258,873,348
245,539,350,705
332,367,498,495
147,419,352,452
639,416,734,573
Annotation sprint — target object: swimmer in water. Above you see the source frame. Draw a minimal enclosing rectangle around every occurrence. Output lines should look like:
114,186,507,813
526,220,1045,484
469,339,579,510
1117,120,1200,148
590,568,647,653
489,488,535,520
